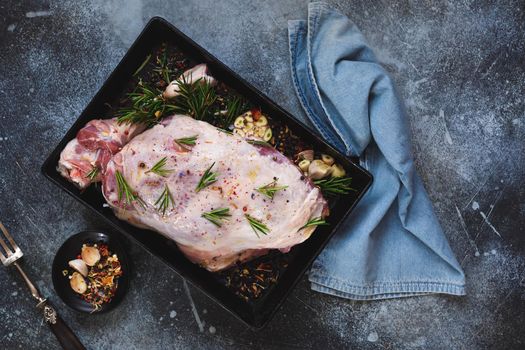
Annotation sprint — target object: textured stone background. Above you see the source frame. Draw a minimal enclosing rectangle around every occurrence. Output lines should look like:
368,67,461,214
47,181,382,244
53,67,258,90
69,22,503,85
1,0,524,349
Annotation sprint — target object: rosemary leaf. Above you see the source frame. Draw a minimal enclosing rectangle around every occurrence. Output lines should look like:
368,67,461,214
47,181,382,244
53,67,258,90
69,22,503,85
133,54,151,76
299,217,329,231
246,139,273,148
173,76,217,121
145,157,173,177
255,180,288,199
224,95,244,127
245,214,269,238
201,207,231,227
175,135,198,146
154,184,174,216
116,84,173,126
85,166,99,181
115,170,145,208
314,176,356,196
216,127,233,135
195,162,218,192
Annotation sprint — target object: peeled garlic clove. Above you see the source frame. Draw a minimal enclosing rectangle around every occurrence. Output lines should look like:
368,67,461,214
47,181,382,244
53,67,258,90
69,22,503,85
321,154,335,166
70,272,87,294
245,115,253,123
263,128,273,142
308,160,333,180
81,245,101,266
296,150,314,162
234,116,245,128
298,159,311,172
331,164,346,178
68,259,88,277
254,116,268,127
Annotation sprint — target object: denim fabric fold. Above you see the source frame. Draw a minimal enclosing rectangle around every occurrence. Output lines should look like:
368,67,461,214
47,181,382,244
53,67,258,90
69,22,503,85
288,2,466,300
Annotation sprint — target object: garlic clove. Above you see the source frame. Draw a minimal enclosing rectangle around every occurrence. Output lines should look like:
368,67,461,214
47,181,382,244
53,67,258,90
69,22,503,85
256,127,266,138
68,259,88,277
234,116,245,128
234,128,246,137
163,82,180,99
308,159,333,180
244,122,254,131
70,272,88,294
81,245,101,266
254,116,268,127
245,115,253,123
296,150,314,162
263,128,273,142
321,154,335,166
298,159,311,172
331,163,346,178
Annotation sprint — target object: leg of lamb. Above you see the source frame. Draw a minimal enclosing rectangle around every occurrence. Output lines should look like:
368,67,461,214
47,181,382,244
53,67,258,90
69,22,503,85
100,115,327,271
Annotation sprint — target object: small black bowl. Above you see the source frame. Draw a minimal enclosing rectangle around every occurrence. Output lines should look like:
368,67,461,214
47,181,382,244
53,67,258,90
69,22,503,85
52,231,130,313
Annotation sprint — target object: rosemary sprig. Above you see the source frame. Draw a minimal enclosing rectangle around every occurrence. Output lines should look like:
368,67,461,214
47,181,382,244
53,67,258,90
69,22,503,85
145,157,173,177
255,180,288,199
224,95,244,127
246,139,273,148
245,214,269,238
173,76,217,121
175,135,198,146
201,208,231,227
216,127,233,135
133,54,151,76
195,162,218,192
299,217,329,231
314,176,356,196
115,170,145,207
154,184,174,216
116,83,175,126
153,48,174,83
85,166,99,181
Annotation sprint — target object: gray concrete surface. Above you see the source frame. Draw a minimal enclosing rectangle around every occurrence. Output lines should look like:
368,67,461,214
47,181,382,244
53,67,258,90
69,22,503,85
1,0,524,349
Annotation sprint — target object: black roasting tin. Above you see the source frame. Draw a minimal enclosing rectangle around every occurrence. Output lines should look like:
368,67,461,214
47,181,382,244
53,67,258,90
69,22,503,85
41,17,372,328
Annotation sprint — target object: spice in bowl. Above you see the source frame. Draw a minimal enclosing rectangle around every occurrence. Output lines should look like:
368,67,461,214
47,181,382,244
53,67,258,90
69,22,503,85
65,243,123,312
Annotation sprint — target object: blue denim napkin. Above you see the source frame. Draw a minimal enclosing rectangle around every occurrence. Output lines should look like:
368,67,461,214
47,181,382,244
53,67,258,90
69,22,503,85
288,2,466,299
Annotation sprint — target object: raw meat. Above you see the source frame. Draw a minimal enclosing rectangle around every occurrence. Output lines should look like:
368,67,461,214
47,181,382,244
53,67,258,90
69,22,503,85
58,118,145,188
100,115,328,271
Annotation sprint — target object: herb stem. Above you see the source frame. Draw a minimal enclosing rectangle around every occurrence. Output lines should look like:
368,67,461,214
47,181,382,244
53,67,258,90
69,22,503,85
245,214,269,238
201,208,231,227
314,176,356,196
195,162,219,192
255,180,288,199
299,217,328,231
145,157,173,177
154,184,174,215
115,170,145,208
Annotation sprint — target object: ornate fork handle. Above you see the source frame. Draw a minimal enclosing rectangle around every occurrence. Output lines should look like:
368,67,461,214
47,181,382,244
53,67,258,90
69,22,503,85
13,261,85,350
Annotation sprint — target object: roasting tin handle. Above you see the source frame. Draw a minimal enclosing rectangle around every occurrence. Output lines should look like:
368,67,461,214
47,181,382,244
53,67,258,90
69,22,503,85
13,261,86,350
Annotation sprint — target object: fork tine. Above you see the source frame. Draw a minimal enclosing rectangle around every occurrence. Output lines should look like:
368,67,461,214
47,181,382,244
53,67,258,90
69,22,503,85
0,221,15,256
0,221,19,251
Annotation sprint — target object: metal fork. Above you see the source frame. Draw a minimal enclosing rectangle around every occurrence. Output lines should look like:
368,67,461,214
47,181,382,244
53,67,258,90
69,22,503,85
0,221,86,350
